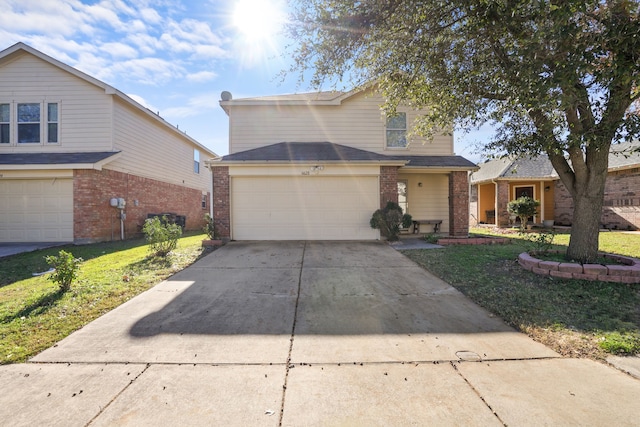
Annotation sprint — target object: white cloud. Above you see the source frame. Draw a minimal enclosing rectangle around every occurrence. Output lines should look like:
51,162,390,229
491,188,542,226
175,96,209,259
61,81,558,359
101,42,139,59
162,92,219,118
126,93,157,111
186,70,218,83
110,57,185,85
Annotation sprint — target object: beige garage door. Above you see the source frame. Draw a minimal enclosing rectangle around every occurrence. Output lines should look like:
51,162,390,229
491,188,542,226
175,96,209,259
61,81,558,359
232,176,379,240
0,179,73,242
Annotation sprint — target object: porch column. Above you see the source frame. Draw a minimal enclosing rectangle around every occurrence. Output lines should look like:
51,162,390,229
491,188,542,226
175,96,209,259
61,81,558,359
212,166,231,239
496,180,510,227
448,171,469,237
380,166,399,207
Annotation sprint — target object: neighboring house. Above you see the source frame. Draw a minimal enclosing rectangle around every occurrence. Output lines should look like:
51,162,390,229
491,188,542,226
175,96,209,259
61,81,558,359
0,43,216,243
469,156,557,227
209,88,477,241
470,141,640,230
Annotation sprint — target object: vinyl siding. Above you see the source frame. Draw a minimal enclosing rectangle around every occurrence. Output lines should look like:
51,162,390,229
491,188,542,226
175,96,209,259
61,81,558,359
399,173,450,233
0,52,112,152
109,98,211,192
228,91,453,156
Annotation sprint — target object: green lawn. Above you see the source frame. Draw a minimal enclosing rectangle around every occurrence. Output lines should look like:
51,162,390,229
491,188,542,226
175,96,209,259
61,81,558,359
0,233,209,364
403,229,640,359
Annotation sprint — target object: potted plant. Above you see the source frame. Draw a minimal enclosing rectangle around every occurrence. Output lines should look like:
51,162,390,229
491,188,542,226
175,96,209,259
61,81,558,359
507,196,540,231
202,213,223,247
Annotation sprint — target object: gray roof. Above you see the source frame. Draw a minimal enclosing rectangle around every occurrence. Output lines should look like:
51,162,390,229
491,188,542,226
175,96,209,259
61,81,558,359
471,156,558,183
219,142,477,169
397,155,477,169
609,141,640,170
471,141,640,184
0,151,120,165
221,142,401,163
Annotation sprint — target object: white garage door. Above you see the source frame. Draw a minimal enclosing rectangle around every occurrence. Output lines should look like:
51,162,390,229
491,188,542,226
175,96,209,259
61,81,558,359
0,179,73,242
232,176,379,240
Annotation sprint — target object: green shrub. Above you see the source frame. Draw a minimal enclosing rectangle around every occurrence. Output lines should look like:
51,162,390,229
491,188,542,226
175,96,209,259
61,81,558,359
599,332,640,355
45,250,82,292
143,216,182,256
507,196,540,231
203,213,218,240
370,201,413,241
522,230,556,255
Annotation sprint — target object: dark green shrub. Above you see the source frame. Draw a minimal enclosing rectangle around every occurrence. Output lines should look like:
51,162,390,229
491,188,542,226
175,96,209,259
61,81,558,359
45,250,82,292
507,196,540,231
143,216,182,256
370,201,412,241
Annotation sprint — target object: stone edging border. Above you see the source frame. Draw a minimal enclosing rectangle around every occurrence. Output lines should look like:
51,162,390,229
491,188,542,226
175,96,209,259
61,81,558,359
518,252,640,283
437,237,510,245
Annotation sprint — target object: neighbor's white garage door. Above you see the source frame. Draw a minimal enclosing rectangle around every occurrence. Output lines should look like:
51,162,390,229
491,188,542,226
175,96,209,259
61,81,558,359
231,176,379,240
0,179,73,242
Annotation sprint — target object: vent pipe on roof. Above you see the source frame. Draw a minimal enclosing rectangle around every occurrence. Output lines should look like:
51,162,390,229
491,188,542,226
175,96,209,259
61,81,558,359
220,91,232,101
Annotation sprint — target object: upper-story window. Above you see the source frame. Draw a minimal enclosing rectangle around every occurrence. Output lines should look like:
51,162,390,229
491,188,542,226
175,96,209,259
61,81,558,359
386,112,407,148
0,104,9,144
0,101,60,145
194,149,200,174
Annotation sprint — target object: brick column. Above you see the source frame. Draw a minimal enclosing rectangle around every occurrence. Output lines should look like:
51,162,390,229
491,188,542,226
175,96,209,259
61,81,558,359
212,166,231,240
448,171,469,237
380,166,399,208
496,181,510,227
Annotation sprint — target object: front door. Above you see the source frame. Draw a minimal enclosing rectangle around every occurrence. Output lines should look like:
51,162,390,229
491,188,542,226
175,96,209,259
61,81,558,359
514,185,535,223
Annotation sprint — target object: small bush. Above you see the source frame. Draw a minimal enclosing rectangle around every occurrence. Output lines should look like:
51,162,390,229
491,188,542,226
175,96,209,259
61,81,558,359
370,202,412,241
143,216,182,257
203,213,218,240
45,250,82,292
522,230,556,255
507,196,540,231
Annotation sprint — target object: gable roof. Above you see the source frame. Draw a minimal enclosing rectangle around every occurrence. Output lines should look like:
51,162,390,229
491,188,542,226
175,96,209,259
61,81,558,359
218,86,370,114
0,151,121,170
0,42,216,158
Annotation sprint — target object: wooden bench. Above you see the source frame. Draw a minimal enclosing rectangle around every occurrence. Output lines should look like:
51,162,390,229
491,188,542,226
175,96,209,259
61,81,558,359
412,219,443,234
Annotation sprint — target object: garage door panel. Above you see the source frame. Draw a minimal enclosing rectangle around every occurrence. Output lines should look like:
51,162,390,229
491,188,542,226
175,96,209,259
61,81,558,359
232,176,379,240
0,179,73,242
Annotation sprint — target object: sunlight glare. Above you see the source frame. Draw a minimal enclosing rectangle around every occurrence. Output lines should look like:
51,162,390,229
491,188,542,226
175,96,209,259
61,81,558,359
232,0,286,41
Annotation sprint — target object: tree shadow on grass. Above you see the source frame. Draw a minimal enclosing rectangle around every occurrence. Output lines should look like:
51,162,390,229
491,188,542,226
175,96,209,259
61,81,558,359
0,287,67,324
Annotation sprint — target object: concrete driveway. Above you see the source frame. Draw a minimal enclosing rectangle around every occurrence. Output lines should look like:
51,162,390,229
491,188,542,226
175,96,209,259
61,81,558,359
2,241,639,426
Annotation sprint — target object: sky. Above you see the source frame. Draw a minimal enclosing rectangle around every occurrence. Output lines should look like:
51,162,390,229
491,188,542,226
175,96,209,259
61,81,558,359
0,0,489,161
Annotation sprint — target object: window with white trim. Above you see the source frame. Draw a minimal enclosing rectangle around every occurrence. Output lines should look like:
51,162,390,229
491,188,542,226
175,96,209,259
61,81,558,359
194,149,200,174
386,112,407,148
0,104,9,144
0,101,60,145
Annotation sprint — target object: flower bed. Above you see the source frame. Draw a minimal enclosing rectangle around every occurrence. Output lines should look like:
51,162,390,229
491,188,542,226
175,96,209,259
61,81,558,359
518,252,640,283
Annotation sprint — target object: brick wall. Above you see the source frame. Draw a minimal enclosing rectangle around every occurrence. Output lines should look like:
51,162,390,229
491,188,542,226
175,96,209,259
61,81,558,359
74,169,209,243
448,171,469,237
554,168,640,230
380,166,399,208
496,181,510,227
212,166,231,239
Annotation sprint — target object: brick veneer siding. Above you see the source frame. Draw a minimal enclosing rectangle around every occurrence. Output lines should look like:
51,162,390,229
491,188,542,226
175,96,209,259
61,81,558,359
74,169,209,243
554,167,640,230
212,166,231,239
448,171,469,237
496,181,511,227
380,166,399,208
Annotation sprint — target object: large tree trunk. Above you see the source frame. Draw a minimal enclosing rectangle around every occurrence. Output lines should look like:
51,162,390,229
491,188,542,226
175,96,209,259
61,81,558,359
567,190,605,263
548,143,609,264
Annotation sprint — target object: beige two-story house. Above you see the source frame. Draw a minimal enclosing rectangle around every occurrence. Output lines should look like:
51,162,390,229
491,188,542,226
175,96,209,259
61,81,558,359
209,88,477,240
0,43,216,243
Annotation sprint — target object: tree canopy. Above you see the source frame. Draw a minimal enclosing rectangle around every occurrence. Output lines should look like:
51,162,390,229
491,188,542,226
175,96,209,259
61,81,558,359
287,0,640,262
